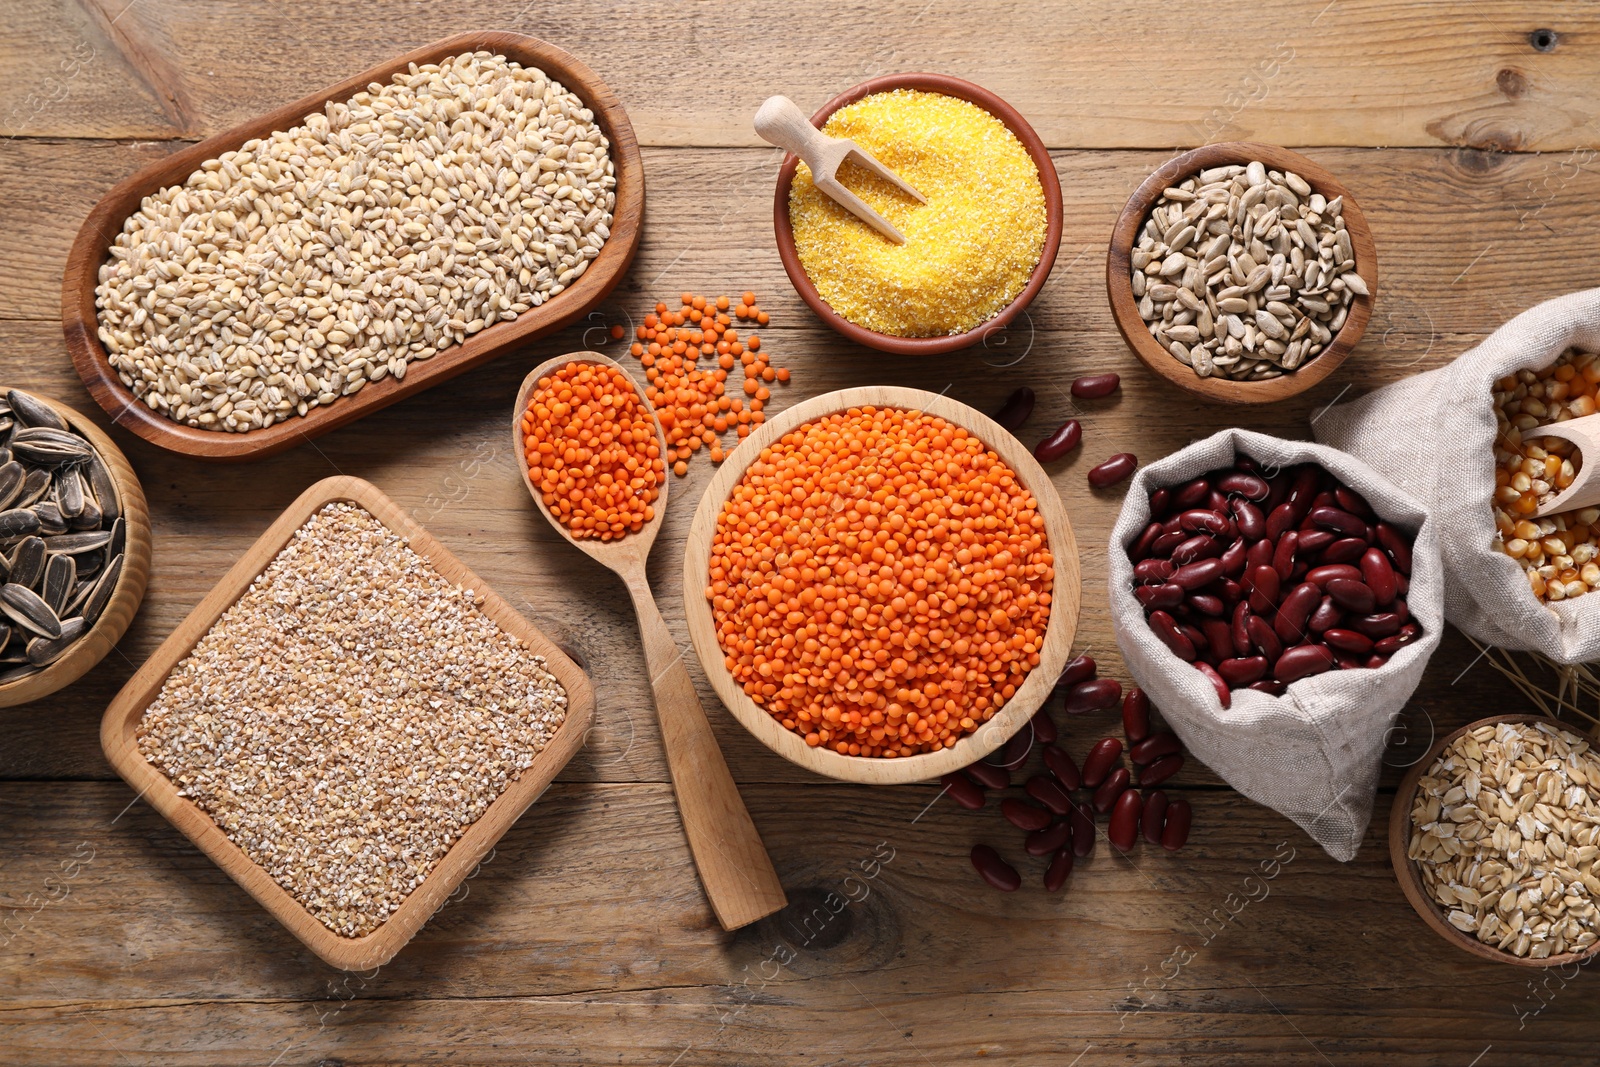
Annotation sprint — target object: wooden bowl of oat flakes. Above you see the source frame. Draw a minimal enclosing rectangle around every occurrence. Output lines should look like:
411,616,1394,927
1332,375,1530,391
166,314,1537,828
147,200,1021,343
1391,713,1600,967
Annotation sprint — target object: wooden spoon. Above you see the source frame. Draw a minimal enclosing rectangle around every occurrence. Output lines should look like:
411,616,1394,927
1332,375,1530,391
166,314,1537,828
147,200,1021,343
754,94,925,244
513,351,787,930
1529,413,1600,518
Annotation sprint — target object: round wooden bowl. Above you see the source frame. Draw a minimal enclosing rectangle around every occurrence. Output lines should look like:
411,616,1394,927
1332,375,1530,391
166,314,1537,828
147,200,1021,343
0,390,151,708
771,73,1063,356
1389,713,1600,968
682,386,1081,785
1106,142,1378,405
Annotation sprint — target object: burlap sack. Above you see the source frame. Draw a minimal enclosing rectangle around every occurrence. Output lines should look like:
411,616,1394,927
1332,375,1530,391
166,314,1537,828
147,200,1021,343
1314,287,1600,662
1107,428,1442,861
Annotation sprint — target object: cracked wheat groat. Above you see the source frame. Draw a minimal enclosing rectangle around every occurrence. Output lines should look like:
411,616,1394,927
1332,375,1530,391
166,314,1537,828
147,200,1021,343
137,503,568,938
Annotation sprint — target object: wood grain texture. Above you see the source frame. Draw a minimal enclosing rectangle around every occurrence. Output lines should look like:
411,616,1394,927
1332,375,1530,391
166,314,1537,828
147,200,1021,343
514,352,786,930
99,475,596,969
682,385,1081,784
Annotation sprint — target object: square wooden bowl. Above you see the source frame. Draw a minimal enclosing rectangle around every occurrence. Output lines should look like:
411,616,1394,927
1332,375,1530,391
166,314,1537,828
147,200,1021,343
100,476,594,970
62,31,644,462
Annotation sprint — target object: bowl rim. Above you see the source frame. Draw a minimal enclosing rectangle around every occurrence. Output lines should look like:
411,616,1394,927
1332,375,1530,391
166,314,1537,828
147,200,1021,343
0,389,151,707
1104,141,1378,405
1388,712,1600,968
682,384,1080,785
771,72,1063,355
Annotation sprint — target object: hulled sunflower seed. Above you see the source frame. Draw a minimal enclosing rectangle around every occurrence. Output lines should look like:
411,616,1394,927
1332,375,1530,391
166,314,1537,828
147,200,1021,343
0,583,60,638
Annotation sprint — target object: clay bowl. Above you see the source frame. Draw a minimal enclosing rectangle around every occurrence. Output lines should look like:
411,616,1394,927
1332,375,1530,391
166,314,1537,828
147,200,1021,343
61,31,644,462
0,389,150,708
771,73,1063,355
682,385,1081,785
1106,141,1377,405
1390,713,1600,968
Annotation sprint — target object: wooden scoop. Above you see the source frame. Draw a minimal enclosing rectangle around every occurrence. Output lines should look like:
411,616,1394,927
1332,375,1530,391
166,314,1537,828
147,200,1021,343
1532,413,1600,518
754,94,925,244
514,351,787,930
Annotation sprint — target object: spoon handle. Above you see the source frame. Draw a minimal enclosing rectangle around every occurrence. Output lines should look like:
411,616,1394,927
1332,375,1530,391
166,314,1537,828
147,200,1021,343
625,569,788,930
754,95,826,166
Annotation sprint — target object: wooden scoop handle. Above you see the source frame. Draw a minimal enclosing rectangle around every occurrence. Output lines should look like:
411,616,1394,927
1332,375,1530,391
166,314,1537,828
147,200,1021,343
624,566,787,930
754,95,829,167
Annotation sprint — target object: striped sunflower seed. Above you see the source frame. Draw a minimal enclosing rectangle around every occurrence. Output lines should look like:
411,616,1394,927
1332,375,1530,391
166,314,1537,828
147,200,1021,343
0,583,61,638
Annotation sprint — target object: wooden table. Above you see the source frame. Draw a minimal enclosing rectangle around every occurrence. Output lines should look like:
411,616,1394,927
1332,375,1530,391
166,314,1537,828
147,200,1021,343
3,2,1598,1062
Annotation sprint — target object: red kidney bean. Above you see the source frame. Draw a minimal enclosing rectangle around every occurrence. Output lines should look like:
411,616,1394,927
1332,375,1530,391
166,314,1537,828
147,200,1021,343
1274,582,1321,645
1151,529,1187,557
1134,559,1175,584
1218,471,1270,500
1220,578,1244,604
1231,602,1252,653
1335,485,1375,520
1093,767,1131,813
1310,506,1367,538
1218,655,1269,687
1065,677,1123,714
1206,489,1230,516
1360,547,1398,606
1027,820,1072,857
1219,538,1248,578
1246,614,1283,662
1171,558,1223,591
1245,564,1280,614
1173,477,1211,509
1000,730,1032,769
1297,529,1336,555
1122,687,1152,744
1246,537,1275,570
1308,596,1341,634
1305,563,1364,587
971,844,1021,891
1130,521,1163,562
1376,522,1413,575
1321,537,1368,564
1333,650,1366,671
964,760,1009,790
1045,846,1074,891
1326,578,1376,614
993,387,1035,432
1231,498,1266,539
1171,534,1223,565
1195,661,1232,707
1323,628,1375,654
1089,453,1139,488
1307,489,1339,515
1349,612,1405,638
1149,487,1172,519
1248,679,1288,696
1275,643,1336,683
1177,621,1208,654
1109,788,1143,850
1366,653,1389,669
1070,801,1097,856
1056,655,1097,690
1179,509,1231,536
1200,618,1233,659
1043,744,1081,790
1072,372,1121,399
1286,465,1321,519
1149,610,1197,659
941,772,986,810
1082,737,1124,787
1142,790,1169,844
1264,471,1291,513
1373,623,1421,655
1161,799,1193,851
1130,731,1182,766
1030,709,1058,745
1002,798,1053,832
1034,419,1082,462
1266,502,1298,539
1135,583,1184,610
1272,530,1299,582
1139,753,1185,786
1026,774,1074,816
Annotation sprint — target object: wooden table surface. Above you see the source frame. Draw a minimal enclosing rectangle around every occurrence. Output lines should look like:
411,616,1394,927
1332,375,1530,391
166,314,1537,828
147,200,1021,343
3,2,1599,1063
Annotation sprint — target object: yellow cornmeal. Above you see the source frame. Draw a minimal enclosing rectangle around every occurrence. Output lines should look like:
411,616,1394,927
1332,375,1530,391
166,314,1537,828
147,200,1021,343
788,89,1047,338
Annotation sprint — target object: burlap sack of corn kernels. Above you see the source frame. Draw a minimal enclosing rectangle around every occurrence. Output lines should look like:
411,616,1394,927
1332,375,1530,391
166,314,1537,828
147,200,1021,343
1108,429,1443,862
1315,287,1600,663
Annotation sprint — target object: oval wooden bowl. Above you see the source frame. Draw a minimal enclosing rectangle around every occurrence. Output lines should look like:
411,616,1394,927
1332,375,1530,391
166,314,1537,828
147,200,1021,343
771,73,1063,356
1389,713,1600,968
0,390,150,708
60,31,644,463
1106,141,1377,405
682,386,1081,785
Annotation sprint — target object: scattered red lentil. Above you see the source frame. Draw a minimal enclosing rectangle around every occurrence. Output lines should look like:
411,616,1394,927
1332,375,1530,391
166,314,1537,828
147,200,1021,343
705,406,1055,757
520,361,665,541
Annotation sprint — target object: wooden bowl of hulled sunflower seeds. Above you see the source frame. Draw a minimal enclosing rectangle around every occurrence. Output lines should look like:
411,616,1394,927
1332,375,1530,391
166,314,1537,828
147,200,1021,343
0,388,150,707
1106,142,1377,405
1390,713,1600,968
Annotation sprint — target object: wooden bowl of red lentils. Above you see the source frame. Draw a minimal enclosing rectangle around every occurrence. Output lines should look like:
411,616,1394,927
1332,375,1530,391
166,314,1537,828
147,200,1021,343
683,385,1081,785
770,74,1063,356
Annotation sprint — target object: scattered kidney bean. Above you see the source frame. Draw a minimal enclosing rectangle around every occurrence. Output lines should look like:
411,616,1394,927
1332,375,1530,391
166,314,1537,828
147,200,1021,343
993,387,1035,432
1001,798,1053,832
1044,846,1074,891
1131,731,1181,766
964,760,1010,790
1071,372,1121,399
1030,709,1058,745
1142,790,1169,844
1093,767,1131,813
1122,687,1151,744
1034,419,1082,461
1161,799,1192,851
1082,737,1124,787
1139,753,1185,786
941,772,986,810
1070,801,1097,857
999,729,1032,769
971,844,1021,891
1026,820,1073,856
1044,745,1081,790
1089,453,1138,488
1109,788,1143,850
1064,677,1123,714
1026,774,1074,815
